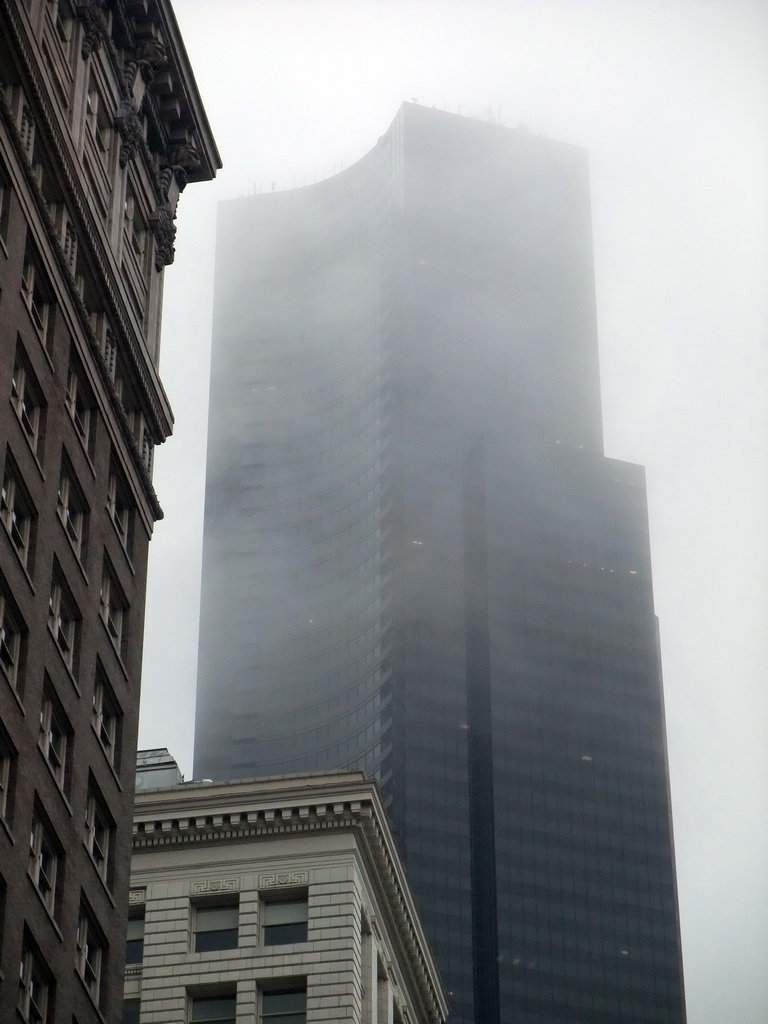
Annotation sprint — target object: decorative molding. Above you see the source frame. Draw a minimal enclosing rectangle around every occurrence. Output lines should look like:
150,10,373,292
76,0,109,58
258,871,309,889
128,888,146,905
149,203,176,269
190,878,240,896
114,100,144,167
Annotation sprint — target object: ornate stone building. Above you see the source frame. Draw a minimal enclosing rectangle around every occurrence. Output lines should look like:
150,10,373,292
0,3,219,1022
126,760,447,1024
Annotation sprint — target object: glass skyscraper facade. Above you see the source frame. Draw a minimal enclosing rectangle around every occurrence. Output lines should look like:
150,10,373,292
195,103,686,1024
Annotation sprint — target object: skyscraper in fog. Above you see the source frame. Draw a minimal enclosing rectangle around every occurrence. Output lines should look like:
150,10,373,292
195,103,686,1024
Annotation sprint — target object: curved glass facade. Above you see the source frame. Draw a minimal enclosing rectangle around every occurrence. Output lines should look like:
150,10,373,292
195,104,686,1024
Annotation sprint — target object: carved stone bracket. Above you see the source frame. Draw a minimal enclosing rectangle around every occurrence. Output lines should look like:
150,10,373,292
76,0,109,58
124,38,169,91
149,203,176,269
114,99,143,167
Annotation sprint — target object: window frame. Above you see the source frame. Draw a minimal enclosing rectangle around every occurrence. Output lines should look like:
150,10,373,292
193,900,239,953
65,361,96,455
262,895,309,946
261,985,307,1023
190,993,237,1024
1,458,36,568
84,782,112,883
19,941,52,1024
28,810,59,913
125,913,144,966
11,353,46,456
0,592,24,690
92,668,121,767
56,460,88,560
99,559,128,653
47,574,79,671
39,685,70,789
76,902,106,1006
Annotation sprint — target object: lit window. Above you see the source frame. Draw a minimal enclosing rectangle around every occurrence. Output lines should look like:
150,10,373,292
194,903,239,952
11,354,45,455
29,812,58,912
56,464,88,559
39,688,69,788
1,462,35,567
76,903,106,1004
92,671,120,765
48,576,78,670
18,943,51,1024
0,593,23,687
263,898,308,945
99,561,127,652
262,987,306,1023
84,784,112,882
191,995,236,1024
125,915,144,965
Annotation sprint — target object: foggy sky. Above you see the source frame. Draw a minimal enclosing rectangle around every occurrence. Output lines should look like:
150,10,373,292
139,3,768,1023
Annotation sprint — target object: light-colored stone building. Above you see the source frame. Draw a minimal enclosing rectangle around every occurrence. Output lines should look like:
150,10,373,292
126,762,448,1024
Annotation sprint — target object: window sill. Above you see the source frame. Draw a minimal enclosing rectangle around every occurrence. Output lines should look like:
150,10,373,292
106,507,136,576
8,400,45,481
37,743,73,816
1,662,25,716
91,722,123,791
0,522,36,593
0,814,14,844
66,407,97,479
46,623,81,695
74,968,107,1024
55,513,89,585
26,872,64,941
82,842,116,907
98,616,129,680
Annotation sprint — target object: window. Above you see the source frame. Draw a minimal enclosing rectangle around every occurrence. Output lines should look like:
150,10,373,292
262,987,306,1023
99,560,127,652
76,903,106,1005
48,575,79,670
0,592,24,688
39,685,69,788
191,995,236,1024
92,669,121,766
1,459,35,567
65,362,96,453
125,914,144,965
0,162,11,246
122,1001,140,1024
29,811,59,912
19,941,51,1023
194,903,238,952
123,187,145,260
57,462,88,559
263,898,308,945
0,727,16,821
107,464,132,550
48,0,73,49
20,250,54,345
86,79,111,158
84,782,112,882
11,352,46,455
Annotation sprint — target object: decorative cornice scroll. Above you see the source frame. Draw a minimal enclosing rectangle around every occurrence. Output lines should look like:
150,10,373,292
114,99,144,167
124,37,169,87
149,203,176,269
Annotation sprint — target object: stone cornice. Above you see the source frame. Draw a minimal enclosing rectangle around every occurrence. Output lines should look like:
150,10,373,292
133,773,448,1024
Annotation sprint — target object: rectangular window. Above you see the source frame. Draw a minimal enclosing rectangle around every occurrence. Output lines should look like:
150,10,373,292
84,782,112,883
86,78,111,158
65,361,96,454
11,351,46,456
99,559,127,653
0,161,11,246
262,987,306,1023
191,995,236,1024
122,1001,140,1024
107,463,133,550
1,458,35,568
19,942,51,1024
76,902,106,1005
48,574,79,671
123,187,146,260
194,903,239,952
0,726,16,822
57,460,88,560
92,668,121,767
20,249,54,347
263,898,308,946
39,684,70,789
125,914,144,965
29,811,59,913
0,592,24,690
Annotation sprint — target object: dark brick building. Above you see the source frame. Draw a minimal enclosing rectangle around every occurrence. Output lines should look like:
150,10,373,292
0,2,218,1021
